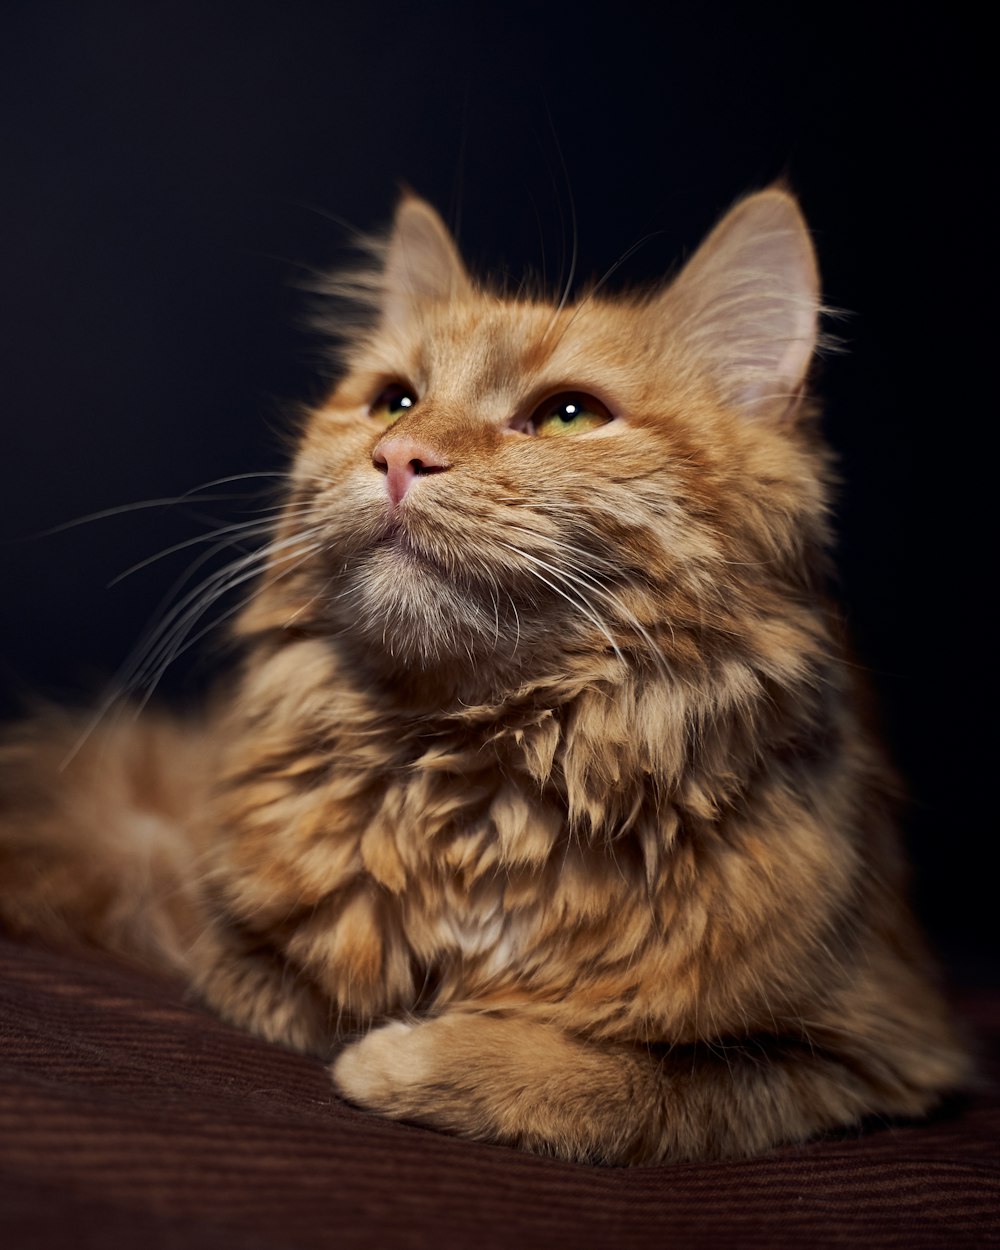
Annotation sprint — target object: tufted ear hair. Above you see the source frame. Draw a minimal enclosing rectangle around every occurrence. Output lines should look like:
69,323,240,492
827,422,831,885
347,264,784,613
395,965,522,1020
380,195,473,330
660,187,821,419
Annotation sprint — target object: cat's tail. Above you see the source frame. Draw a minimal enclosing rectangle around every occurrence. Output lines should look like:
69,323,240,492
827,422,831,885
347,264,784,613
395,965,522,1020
0,707,217,976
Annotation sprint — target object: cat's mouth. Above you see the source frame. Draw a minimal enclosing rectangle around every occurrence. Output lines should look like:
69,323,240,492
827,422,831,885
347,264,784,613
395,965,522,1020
376,517,450,577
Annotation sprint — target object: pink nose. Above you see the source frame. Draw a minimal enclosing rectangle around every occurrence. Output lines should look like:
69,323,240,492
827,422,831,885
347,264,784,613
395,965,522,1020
372,436,451,508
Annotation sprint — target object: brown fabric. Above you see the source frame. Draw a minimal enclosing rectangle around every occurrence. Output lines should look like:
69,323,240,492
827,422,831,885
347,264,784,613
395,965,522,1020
1,937,997,1250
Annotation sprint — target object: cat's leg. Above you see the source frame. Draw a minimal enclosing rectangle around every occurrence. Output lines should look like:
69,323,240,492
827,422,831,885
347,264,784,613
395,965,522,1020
331,1008,957,1164
333,1013,666,1162
189,923,337,1058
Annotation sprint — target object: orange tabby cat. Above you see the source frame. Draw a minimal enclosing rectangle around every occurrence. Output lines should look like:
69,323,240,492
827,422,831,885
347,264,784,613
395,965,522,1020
0,187,968,1163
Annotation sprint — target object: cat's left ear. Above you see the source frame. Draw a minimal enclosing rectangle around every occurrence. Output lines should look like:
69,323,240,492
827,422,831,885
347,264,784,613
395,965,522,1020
661,187,820,420
380,195,472,329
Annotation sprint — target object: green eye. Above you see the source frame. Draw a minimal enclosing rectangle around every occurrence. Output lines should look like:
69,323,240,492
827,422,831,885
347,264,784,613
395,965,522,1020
370,383,418,425
531,392,613,438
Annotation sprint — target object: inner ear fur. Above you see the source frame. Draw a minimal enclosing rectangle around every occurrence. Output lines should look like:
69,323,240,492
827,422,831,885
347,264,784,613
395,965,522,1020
380,196,473,329
660,187,821,419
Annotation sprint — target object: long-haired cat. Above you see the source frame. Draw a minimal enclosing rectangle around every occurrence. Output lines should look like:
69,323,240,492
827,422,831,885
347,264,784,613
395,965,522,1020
0,187,968,1164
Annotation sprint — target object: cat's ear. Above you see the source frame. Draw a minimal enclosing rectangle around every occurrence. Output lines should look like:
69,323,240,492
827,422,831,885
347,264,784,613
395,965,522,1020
380,195,472,329
661,188,820,419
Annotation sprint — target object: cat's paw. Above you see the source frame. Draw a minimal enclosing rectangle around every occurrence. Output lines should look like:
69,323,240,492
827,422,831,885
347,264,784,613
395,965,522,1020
331,1019,428,1109
330,1011,665,1162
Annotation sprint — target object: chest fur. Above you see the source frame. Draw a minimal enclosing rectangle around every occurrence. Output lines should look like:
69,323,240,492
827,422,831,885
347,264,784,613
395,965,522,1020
212,747,665,1026
210,669,842,1039
215,759,540,1007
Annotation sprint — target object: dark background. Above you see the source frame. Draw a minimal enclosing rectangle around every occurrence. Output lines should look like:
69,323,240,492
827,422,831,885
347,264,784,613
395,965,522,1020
0,4,990,970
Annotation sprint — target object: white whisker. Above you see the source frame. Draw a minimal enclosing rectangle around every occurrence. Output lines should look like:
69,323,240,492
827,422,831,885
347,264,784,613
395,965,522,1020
499,541,625,667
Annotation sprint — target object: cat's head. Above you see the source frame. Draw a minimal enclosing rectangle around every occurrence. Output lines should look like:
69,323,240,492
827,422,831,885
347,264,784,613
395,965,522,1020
251,188,832,703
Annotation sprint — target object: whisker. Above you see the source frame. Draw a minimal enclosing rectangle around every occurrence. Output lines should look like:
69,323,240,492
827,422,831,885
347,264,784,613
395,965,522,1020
499,542,625,666
541,98,578,335
107,503,327,586
23,471,292,540
61,526,326,767
109,520,289,586
126,529,325,693
134,542,324,711
541,230,664,362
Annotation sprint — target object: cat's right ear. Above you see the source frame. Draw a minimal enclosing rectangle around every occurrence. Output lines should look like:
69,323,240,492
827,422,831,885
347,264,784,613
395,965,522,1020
659,187,820,421
380,196,472,330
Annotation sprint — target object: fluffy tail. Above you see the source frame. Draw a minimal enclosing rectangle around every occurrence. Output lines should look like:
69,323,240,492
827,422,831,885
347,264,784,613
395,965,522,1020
0,708,217,975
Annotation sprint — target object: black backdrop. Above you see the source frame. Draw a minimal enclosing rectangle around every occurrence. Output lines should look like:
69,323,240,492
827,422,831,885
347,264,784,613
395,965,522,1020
0,4,990,967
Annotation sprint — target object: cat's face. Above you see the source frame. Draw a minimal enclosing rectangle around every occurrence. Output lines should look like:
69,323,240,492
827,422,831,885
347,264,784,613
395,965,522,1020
259,192,829,697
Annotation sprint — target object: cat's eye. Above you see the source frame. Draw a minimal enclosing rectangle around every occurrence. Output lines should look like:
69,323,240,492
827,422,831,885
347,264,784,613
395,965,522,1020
370,384,418,425
529,392,613,438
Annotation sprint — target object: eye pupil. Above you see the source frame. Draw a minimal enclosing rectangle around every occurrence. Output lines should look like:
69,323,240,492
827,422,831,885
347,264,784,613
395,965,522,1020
528,391,612,438
371,384,417,423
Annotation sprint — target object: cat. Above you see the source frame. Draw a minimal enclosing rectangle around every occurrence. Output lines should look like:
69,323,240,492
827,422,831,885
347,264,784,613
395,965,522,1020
0,186,969,1165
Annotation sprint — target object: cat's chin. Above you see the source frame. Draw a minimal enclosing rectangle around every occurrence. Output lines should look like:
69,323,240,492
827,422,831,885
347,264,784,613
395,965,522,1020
340,546,521,676
375,522,449,577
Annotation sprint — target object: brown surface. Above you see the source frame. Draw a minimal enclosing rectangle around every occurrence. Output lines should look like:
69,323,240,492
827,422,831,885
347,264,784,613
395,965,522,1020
1,936,997,1249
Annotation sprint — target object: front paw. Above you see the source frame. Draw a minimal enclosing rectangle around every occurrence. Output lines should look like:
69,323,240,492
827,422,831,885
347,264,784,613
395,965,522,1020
330,1011,663,1162
331,1019,427,1110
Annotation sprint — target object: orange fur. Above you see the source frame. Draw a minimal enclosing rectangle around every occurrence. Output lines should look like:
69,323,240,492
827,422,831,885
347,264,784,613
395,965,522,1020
0,188,968,1163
